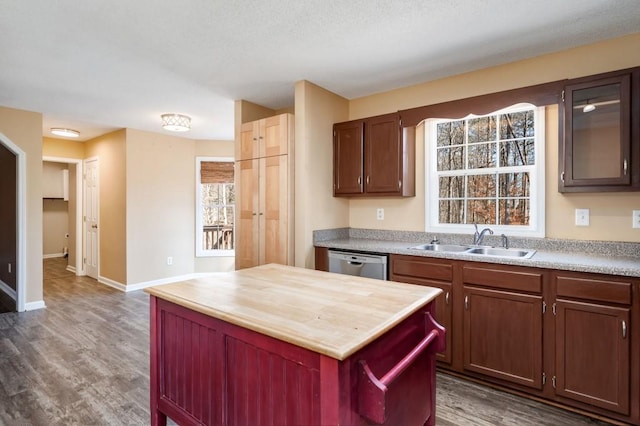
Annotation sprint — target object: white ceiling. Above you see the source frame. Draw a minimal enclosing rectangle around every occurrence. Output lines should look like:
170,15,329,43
1,0,638,142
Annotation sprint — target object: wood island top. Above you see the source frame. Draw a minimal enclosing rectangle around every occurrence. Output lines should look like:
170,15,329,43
145,264,442,360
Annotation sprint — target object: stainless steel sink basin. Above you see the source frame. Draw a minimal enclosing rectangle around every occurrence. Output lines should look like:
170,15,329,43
409,243,536,259
410,244,470,252
465,247,536,259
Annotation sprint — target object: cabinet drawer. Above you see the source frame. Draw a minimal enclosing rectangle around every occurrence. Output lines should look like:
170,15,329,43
555,275,632,305
462,265,542,294
390,256,453,282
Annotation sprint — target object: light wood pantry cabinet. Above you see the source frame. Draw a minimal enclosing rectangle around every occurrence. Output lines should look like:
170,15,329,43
552,272,634,417
559,67,640,192
238,113,290,161
235,113,294,270
333,112,415,197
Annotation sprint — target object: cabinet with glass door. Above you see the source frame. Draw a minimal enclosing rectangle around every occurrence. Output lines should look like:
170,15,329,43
559,67,639,192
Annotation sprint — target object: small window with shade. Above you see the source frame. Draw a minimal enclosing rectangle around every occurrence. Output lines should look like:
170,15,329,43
196,157,235,257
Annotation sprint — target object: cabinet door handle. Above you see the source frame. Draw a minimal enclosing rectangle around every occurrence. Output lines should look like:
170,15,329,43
464,295,469,310
623,159,628,176
445,292,450,305
366,176,370,185
398,180,401,189
357,176,361,186
622,320,627,339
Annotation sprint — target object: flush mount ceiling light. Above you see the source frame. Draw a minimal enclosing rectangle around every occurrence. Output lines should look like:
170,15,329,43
582,103,596,113
50,128,80,138
161,113,191,132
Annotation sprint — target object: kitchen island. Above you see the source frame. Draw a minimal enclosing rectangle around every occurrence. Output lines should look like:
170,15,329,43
145,263,444,426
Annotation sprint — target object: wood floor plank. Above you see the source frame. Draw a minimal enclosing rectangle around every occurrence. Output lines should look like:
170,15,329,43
0,258,614,425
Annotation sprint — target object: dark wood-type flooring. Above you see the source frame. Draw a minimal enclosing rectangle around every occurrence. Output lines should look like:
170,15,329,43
0,258,612,425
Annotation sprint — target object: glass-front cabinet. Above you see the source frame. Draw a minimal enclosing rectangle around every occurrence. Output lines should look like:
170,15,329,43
559,68,639,192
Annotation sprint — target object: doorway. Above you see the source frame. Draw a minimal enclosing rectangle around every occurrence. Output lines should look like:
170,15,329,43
0,132,26,312
42,156,84,277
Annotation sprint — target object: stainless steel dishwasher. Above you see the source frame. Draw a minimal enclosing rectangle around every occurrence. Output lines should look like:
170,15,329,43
328,250,388,280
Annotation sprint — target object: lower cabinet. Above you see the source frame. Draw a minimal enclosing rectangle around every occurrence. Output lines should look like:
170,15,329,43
383,253,640,425
390,255,453,364
462,263,544,390
463,286,543,389
553,272,634,417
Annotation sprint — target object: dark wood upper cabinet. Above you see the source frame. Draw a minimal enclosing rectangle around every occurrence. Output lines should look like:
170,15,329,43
559,67,640,192
333,113,415,197
333,119,365,195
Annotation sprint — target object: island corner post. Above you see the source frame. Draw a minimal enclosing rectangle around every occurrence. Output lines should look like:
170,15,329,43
146,264,445,426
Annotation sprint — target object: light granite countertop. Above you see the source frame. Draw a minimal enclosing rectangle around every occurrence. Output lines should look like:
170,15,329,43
314,228,640,278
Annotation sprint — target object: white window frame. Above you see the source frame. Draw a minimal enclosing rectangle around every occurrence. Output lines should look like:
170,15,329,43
425,104,545,238
195,156,235,257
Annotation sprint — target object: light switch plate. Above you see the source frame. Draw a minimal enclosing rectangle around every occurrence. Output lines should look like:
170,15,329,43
633,210,640,229
575,209,590,227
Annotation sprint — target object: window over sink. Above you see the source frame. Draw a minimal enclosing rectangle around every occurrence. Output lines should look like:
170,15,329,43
425,104,545,237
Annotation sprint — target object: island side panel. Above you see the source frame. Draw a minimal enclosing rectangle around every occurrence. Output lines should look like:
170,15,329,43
149,295,443,426
151,297,323,425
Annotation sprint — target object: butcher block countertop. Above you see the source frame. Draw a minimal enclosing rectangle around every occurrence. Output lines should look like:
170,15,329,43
145,264,441,361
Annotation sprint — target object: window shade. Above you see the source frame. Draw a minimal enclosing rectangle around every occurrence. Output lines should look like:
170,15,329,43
201,161,234,184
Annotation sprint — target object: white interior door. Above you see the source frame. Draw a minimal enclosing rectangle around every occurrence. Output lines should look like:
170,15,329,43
84,158,99,279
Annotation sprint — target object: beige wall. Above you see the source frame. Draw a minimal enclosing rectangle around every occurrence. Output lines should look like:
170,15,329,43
294,81,350,268
85,129,127,284
339,32,640,242
42,199,68,256
43,137,84,159
125,129,195,284
0,106,44,306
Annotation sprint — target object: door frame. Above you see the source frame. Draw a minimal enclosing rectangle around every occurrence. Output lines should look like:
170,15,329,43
43,156,85,276
0,132,26,312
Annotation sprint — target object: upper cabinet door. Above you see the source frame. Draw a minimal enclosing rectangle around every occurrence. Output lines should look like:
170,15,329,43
333,120,364,195
560,69,638,192
333,112,415,197
364,113,402,194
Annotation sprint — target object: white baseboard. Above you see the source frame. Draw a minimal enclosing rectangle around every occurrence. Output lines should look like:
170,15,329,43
97,275,127,292
66,265,76,274
24,300,46,311
0,280,17,300
118,272,216,292
43,253,65,259
96,273,218,293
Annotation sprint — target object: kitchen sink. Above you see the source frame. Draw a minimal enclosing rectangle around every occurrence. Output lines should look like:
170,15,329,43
465,247,536,259
410,244,470,252
409,243,536,259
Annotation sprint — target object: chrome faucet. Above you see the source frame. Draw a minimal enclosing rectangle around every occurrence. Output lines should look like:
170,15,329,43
501,234,509,249
472,223,494,245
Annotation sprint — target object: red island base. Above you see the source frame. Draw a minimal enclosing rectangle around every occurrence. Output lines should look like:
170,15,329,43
149,296,444,426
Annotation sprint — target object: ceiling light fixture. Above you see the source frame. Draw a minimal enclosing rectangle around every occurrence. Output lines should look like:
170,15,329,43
161,113,191,132
50,128,80,138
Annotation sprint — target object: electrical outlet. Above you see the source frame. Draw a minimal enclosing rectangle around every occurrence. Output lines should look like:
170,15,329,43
376,208,384,220
575,209,590,227
166,257,173,266
633,210,640,229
